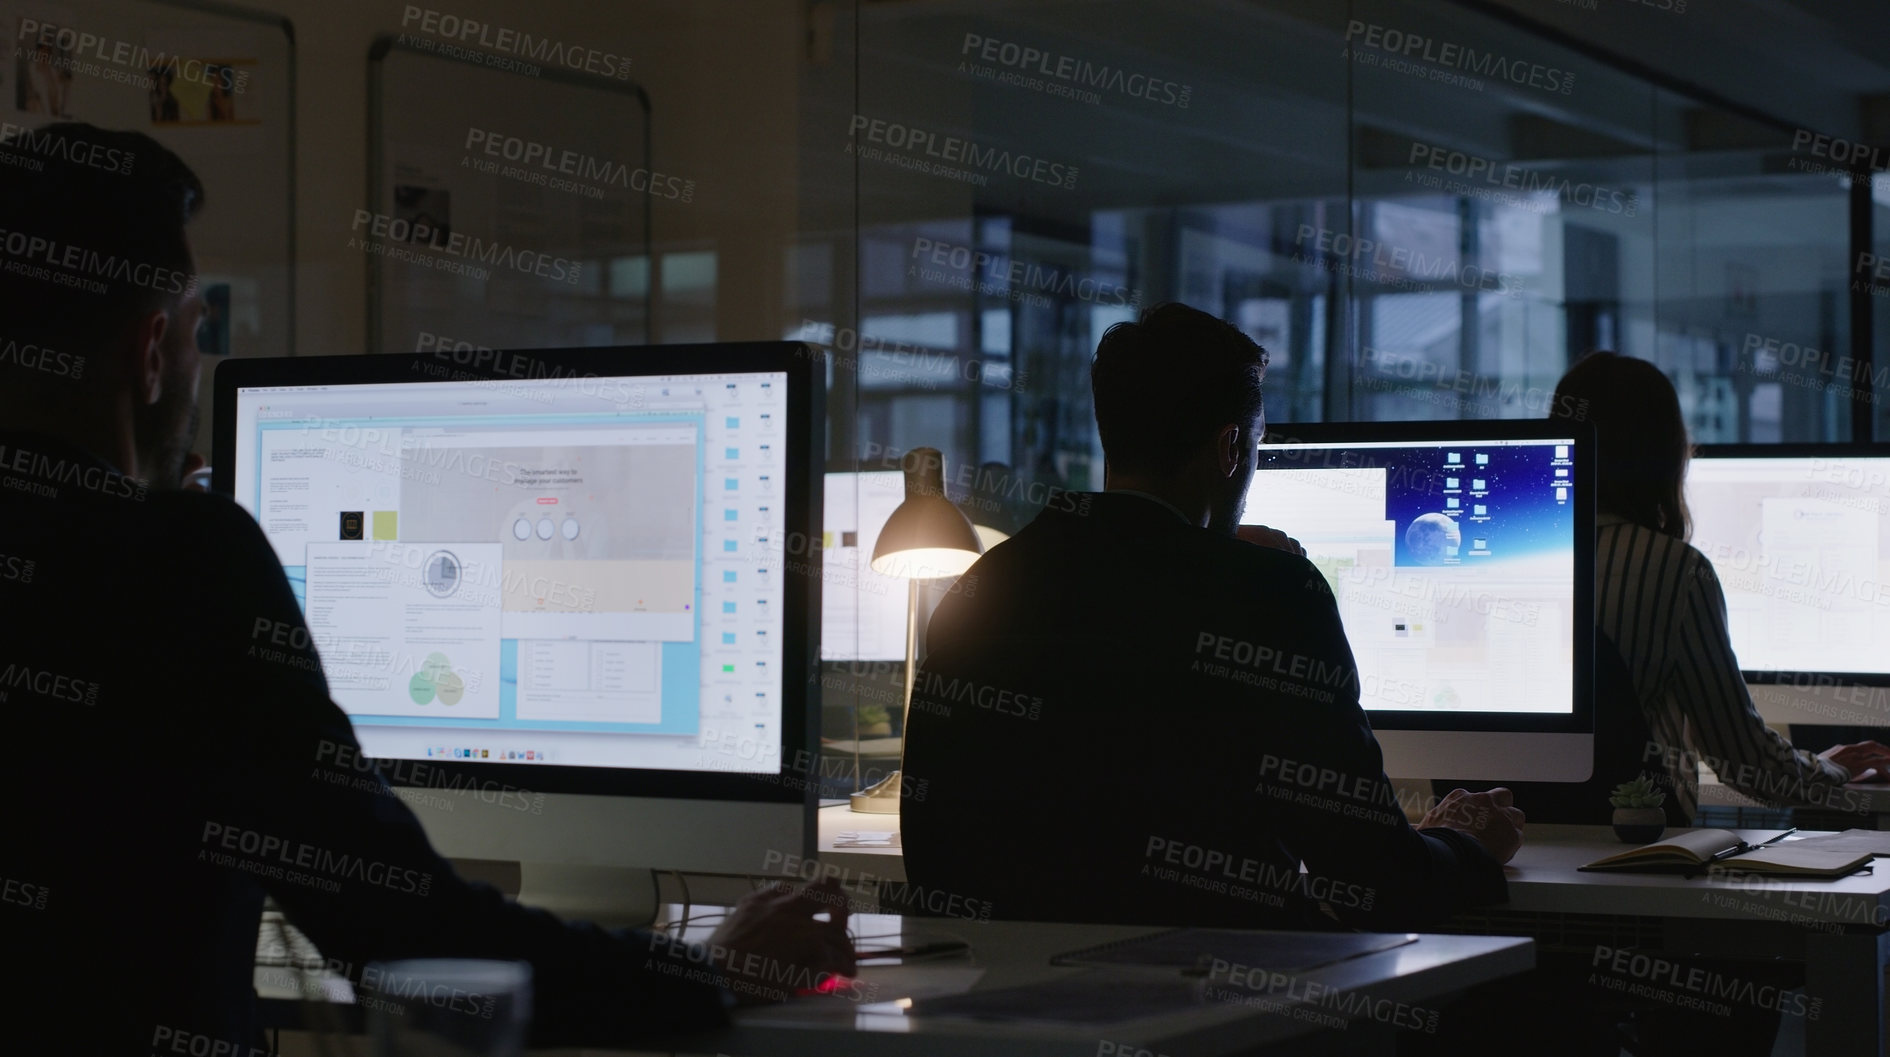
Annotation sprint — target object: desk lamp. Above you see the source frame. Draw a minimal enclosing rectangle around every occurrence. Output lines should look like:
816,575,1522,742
849,446,983,813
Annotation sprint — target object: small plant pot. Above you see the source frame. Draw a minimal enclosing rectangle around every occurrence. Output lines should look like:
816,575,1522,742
1611,807,1666,844
857,721,892,737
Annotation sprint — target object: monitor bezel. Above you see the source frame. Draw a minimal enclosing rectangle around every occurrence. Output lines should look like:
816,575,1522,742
212,342,824,804
1257,418,1596,734
1690,442,1890,688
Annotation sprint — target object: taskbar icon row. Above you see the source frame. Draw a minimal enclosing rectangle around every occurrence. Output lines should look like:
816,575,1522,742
426,747,548,762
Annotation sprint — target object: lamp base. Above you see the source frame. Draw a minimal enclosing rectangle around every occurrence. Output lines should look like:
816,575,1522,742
848,770,904,814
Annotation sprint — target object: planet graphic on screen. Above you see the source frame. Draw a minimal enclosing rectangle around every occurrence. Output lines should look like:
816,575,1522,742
1405,512,1461,565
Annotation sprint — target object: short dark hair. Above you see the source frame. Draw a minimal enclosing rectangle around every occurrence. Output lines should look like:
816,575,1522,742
1550,351,1692,540
1090,302,1269,475
0,123,204,351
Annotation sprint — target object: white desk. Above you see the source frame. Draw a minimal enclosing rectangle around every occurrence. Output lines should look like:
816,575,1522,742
1466,824,1890,1055
662,915,1532,1057
819,800,906,881
258,908,1532,1057
815,815,1890,1054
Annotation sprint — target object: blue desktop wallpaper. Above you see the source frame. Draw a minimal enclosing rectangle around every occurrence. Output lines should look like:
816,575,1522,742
1260,442,1574,566
1386,445,1571,565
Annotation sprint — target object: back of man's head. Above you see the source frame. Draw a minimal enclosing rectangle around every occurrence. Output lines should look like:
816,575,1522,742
1090,302,1269,476
0,122,203,359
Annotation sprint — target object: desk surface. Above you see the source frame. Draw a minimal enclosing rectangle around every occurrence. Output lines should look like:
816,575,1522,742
670,916,1533,1057
260,907,1533,1057
821,812,1890,925
1497,825,1890,921
819,801,906,881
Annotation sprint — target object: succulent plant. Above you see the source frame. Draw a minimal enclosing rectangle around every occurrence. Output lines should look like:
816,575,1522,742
1609,775,1666,809
857,705,891,727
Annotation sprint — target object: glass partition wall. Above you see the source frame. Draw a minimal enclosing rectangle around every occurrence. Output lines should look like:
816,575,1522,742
392,0,1865,793
788,0,1877,791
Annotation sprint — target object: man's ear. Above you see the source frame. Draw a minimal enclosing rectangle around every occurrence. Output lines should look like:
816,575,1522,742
132,309,170,406
1216,423,1243,478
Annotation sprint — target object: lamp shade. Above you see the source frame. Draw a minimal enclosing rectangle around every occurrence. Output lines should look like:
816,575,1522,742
871,447,983,580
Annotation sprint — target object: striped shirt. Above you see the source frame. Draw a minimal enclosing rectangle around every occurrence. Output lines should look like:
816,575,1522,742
1596,513,1850,821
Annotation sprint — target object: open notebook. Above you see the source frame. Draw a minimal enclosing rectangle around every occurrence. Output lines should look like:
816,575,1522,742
1580,829,1871,878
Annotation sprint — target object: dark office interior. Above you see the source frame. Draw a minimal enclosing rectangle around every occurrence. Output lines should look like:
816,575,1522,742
5,2,1890,1055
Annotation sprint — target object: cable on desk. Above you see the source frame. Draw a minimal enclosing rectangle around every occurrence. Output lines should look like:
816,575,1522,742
675,869,693,934
853,926,975,960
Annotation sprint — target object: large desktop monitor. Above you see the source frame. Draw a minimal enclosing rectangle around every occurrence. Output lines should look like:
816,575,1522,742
1687,447,1890,710
212,343,823,878
1250,420,1595,781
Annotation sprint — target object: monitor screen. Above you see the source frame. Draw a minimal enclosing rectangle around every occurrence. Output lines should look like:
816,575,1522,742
1686,449,1890,680
225,359,791,775
818,471,909,662
1250,428,1582,717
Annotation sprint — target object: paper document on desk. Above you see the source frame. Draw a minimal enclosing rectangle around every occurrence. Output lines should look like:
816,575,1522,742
1781,830,1890,857
911,972,1209,1026
1580,828,1871,877
1052,928,1417,974
854,966,983,1002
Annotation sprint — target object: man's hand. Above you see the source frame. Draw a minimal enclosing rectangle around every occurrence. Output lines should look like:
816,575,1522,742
1820,741,1890,783
1418,787,1525,865
706,878,856,1005
1236,523,1304,557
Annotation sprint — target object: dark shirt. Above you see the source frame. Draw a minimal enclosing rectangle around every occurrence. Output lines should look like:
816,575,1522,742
0,431,727,1055
900,491,1507,929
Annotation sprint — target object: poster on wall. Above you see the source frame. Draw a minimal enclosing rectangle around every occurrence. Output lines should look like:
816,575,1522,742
145,29,260,129
14,13,79,117
148,59,256,125
0,0,292,459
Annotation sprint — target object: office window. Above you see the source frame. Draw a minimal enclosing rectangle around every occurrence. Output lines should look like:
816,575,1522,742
742,0,1884,783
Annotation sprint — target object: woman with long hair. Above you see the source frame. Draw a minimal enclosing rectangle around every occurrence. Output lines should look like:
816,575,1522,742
1550,351,1890,820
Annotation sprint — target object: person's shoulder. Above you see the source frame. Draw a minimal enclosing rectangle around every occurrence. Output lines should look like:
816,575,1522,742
1602,517,1700,568
146,488,267,530
140,490,282,571
1197,531,1336,600
1673,537,1723,591
1610,518,1716,567
1198,527,1320,575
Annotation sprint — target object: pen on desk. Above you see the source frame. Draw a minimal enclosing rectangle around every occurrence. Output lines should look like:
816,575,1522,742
1752,828,1796,849
1703,843,1747,866
858,940,970,960
1694,829,1797,876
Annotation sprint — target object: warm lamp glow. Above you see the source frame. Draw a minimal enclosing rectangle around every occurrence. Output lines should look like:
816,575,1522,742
870,545,981,579
972,524,1011,550
869,447,982,580
850,446,983,814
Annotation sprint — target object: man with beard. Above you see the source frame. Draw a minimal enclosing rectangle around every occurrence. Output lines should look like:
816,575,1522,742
0,124,851,1055
900,302,1521,930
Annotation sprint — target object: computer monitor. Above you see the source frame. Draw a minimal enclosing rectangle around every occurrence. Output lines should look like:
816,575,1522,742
1686,447,1890,714
818,470,909,662
212,343,823,878
1250,420,1595,782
